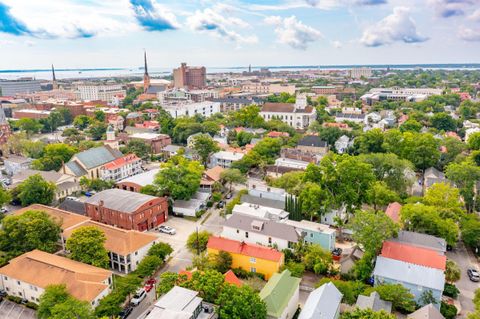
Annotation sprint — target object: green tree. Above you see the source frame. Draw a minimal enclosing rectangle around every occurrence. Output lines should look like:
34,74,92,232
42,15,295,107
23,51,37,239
423,182,464,218
73,115,91,130
31,143,78,171
66,226,110,268
316,278,367,305
93,109,105,122
186,230,211,254
50,297,94,319
135,255,163,278
15,174,56,206
120,139,151,159
148,242,173,262
399,119,422,133
303,244,333,275
0,187,11,207
341,308,396,319
364,283,416,313
355,129,385,154
57,108,73,125
446,161,480,212
299,182,325,221
38,284,70,319
430,112,457,131
461,215,480,251
351,210,399,255
270,171,305,196
16,118,43,136
216,284,267,319
220,168,247,193
401,132,440,171
40,111,63,133
87,120,107,140
468,132,480,150
210,250,233,274
229,105,264,128
366,181,400,211
157,272,189,295
236,131,254,147
154,156,203,200
192,134,220,167
182,269,225,303
440,137,466,168
445,260,461,283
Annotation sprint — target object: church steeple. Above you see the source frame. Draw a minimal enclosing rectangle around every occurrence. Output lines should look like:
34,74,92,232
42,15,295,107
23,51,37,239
51,64,58,90
143,50,150,93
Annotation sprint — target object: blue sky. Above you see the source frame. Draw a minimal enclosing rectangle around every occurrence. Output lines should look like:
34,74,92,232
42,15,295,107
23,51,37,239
0,0,480,69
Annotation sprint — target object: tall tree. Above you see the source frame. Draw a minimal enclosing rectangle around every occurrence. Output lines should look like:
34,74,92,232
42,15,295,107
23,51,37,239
66,226,110,269
15,174,56,206
186,230,211,254
192,134,220,167
400,132,440,171
15,118,43,136
366,181,400,211
38,285,70,319
216,284,267,319
31,143,78,171
299,182,325,221
445,260,461,283
120,140,151,159
0,210,61,255
220,168,246,193
446,161,480,212
355,129,385,154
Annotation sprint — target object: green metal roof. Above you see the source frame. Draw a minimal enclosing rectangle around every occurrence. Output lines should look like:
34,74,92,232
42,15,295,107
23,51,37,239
259,270,301,318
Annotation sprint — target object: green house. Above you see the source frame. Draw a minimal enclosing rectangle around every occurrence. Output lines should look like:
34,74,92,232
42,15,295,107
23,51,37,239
259,270,301,319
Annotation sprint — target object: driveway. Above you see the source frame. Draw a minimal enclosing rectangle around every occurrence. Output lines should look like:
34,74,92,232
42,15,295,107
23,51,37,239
0,300,36,319
447,241,479,317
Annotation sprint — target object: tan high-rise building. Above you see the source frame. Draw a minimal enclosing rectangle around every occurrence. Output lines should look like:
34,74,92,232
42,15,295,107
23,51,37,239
173,63,206,89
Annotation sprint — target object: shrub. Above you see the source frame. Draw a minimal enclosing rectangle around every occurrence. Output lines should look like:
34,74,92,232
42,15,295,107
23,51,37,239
282,262,305,278
443,283,460,298
195,210,206,218
206,201,213,208
440,302,457,319
135,255,163,278
232,267,251,279
212,192,222,202
317,278,367,305
25,302,38,310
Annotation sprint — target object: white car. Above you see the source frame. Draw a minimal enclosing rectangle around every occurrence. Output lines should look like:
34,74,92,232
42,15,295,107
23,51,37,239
65,196,80,202
158,225,176,235
130,289,147,306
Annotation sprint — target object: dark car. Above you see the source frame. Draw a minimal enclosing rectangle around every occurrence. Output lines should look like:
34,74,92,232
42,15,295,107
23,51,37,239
468,268,480,282
217,200,225,208
332,248,343,257
119,306,133,319
0,289,6,297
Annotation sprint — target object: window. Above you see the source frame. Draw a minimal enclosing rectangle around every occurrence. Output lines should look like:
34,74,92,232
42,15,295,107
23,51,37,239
236,229,239,234
310,233,313,238
245,232,249,238
250,257,256,264
17,281,20,285
268,237,272,244
250,267,256,273
3,276,7,280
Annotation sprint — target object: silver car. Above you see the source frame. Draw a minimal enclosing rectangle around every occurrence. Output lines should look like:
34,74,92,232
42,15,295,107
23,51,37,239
158,225,176,235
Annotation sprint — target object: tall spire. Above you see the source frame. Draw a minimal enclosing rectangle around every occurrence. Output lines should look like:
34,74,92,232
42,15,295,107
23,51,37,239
144,50,148,76
51,64,58,90
0,105,7,125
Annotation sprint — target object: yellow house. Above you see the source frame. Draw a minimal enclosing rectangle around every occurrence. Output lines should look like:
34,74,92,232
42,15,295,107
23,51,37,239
207,236,284,280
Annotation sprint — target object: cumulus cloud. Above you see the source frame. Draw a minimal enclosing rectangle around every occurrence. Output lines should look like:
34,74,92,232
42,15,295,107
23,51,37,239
459,27,480,41
0,2,31,36
428,0,477,18
186,8,258,44
360,7,428,47
264,15,322,50
130,0,179,31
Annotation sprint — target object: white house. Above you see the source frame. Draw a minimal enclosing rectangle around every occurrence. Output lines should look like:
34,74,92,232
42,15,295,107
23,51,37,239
232,203,289,221
222,213,299,250
163,101,221,118
299,282,342,319
248,180,286,202
259,94,316,130
209,151,245,168
99,154,143,182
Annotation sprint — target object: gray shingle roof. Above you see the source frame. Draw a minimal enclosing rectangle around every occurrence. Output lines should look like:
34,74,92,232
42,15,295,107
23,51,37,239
299,282,342,319
85,189,159,214
373,256,445,291
66,161,87,177
241,194,285,210
74,146,122,170
356,292,392,313
298,136,328,148
408,304,445,319
224,213,299,242
390,230,447,253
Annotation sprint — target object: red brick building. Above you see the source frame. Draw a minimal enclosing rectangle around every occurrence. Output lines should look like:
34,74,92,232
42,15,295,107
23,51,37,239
84,189,168,231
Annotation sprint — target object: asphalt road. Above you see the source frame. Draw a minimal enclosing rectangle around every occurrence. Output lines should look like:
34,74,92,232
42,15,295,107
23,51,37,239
447,241,479,317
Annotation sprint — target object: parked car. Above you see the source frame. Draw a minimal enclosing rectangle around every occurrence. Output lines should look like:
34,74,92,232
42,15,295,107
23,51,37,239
65,196,80,202
468,268,480,282
0,289,7,297
158,225,176,235
217,200,225,208
144,278,156,292
0,207,8,214
225,193,232,199
85,190,97,197
119,306,133,319
332,248,342,257
130,289,147,306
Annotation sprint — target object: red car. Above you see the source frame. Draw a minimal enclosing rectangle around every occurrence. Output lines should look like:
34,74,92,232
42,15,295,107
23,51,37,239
144,278,156,292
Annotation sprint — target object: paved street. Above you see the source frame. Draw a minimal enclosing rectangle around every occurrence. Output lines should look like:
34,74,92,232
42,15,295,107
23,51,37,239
129,288,156,319
0,300,36,319
447,241,479,317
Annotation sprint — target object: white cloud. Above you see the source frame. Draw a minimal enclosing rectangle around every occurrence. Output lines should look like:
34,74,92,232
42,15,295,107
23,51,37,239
332,40,343,48
360,7,428,47
186,8,258,44
264,15,322,50
428,0,476,18
469,9,480,21
459,27,480,41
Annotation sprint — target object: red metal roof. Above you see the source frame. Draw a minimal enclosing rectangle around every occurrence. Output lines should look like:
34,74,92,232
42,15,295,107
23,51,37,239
224,270,242,287
103,154,141,170
385,202,402,223
381,241,446,270
207,236,283,262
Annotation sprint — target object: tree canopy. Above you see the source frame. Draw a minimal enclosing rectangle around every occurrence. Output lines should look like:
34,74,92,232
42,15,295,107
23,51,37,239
66,226,110,269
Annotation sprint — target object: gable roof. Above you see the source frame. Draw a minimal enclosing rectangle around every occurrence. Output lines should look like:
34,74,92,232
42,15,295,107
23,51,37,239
207,236,283,262
299,282,342,319
373,256,445,291
72,146,122,170
85,189,161,213
385,202,401,223
261,103,295,113
408,304,445,319
224,213,299,242
389,230,447,253
203,166,224,182
102,154,141,170
65,161,88,177
381,241,446,270
297,135,328,148
356,292,392,313
259,270,301,318
0,250,111,303
224,270,242,287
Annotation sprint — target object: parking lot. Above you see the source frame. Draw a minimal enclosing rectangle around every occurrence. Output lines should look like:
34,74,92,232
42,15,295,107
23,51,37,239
0,300,36,319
